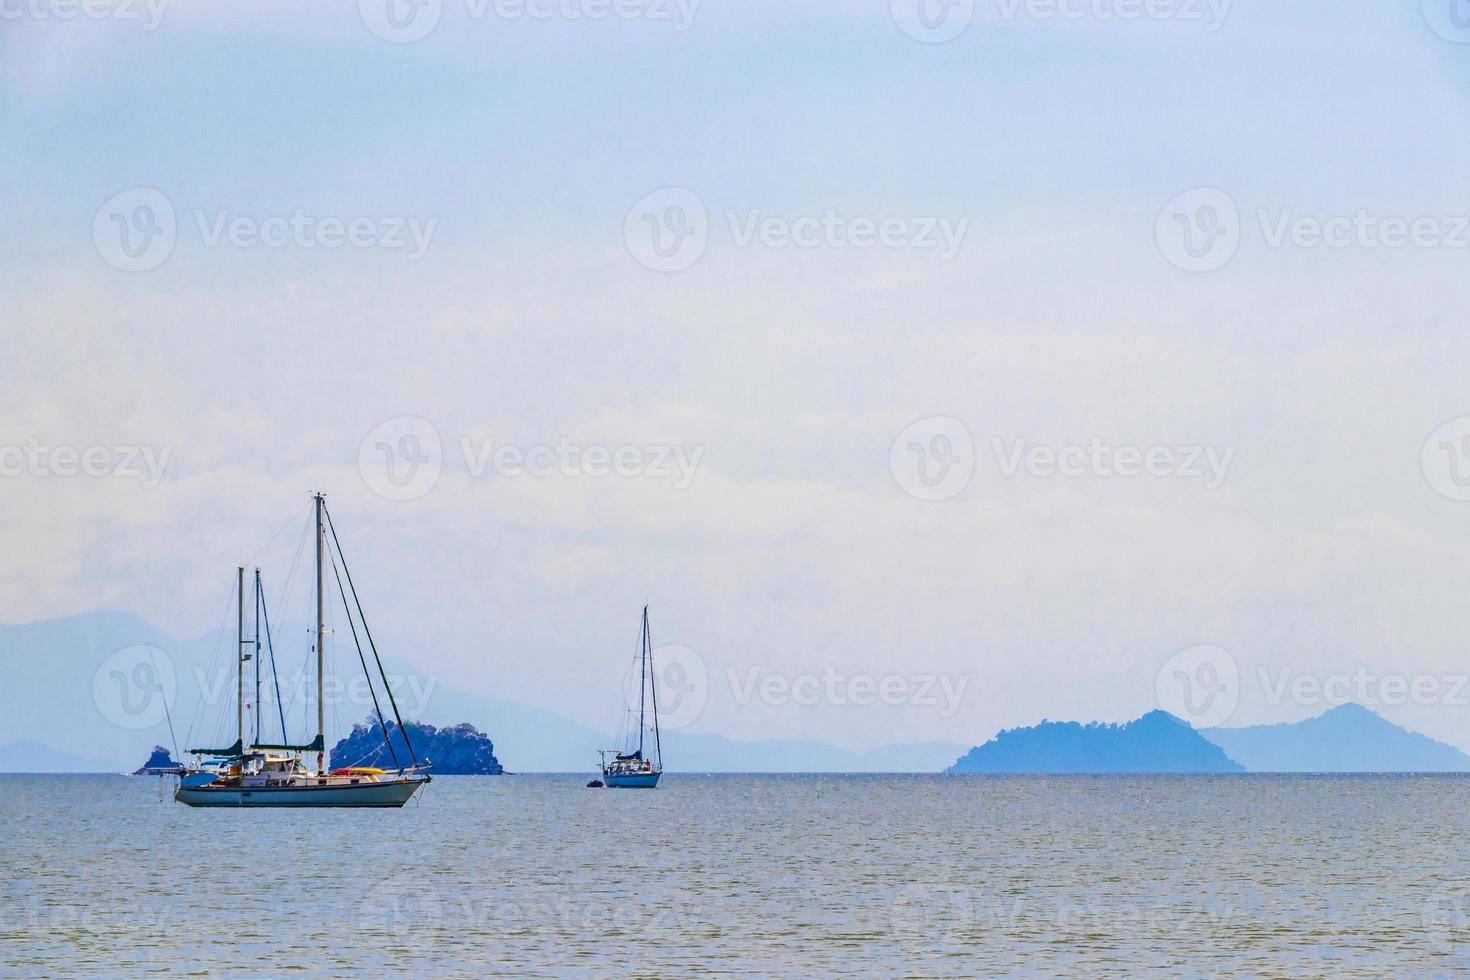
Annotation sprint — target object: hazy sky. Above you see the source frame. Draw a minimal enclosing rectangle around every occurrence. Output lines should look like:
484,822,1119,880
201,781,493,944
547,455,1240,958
5,0,1470,751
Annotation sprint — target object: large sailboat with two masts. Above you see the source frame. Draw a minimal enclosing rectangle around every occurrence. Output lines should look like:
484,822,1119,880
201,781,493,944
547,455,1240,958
597,605,663,788
175,493,431,808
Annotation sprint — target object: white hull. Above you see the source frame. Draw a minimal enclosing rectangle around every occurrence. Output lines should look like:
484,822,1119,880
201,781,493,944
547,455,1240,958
602,770,661,788
175,776,428,808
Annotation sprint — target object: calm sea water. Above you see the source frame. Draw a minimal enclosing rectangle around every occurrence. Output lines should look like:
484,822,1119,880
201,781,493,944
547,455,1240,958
4,773,1470,977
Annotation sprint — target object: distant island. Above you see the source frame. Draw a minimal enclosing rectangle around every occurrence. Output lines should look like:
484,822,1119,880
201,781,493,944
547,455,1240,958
947,710,1244,774
330,719,504,775
1201,703,1470,772
947,704,1470,774
131,746,182,775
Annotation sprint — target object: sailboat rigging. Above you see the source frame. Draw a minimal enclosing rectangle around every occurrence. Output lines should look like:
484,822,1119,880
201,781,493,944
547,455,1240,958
597,605,663,788
175,493,431,808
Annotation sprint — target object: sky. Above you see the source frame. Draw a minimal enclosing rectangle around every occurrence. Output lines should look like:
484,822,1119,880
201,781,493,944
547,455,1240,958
5,0,1470,753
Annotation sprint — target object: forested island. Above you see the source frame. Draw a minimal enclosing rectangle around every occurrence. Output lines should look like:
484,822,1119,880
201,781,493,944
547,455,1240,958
329,719,504,774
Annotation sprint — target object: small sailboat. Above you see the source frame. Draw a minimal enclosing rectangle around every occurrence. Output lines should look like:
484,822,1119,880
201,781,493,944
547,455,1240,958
598,605,663,789
175,493,431,808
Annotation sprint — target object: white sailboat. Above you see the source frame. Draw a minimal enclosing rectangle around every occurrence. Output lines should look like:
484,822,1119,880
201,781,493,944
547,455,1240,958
597,605,663,789
175,493,431,808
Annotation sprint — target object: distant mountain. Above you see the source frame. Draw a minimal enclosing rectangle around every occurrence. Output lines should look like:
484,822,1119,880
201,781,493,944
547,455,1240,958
1201,703,1470,772
0,610,187,771
0,740,121,773
0,608,965,774
946,710,1244,774
663,733,967,774
331,719,504,775
131,746,182,774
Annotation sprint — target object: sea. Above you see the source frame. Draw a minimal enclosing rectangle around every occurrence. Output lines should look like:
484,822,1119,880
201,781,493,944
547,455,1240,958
3,773,1470,977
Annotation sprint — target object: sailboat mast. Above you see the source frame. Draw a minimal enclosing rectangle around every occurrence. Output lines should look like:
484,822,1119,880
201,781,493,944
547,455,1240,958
647,607,661,768
253,569,262,747
637,605,648,757
236,565,244,755
315,493,325,774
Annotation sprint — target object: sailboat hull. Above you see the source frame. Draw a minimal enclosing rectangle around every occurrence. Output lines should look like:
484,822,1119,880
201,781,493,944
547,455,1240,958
603,771,660,789
174,777,428,808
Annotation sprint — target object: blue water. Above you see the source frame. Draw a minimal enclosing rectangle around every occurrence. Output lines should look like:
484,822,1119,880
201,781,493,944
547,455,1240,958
5,773,1470,976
